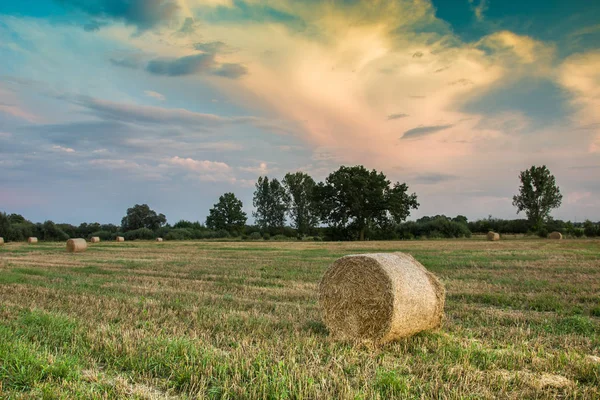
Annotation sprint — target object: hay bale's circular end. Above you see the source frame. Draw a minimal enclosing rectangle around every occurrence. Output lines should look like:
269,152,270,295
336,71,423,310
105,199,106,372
66,238,87,253
115,236,125,242
319,253,445,343
487,231,500,241
0,237,4,245
28,237,38,244
156,238,163,242
549,231,563,240
90,237,100,243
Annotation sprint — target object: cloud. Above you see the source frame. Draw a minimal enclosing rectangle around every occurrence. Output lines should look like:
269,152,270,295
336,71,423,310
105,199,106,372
145,53,248,79
52,145,75,153
469,0,488,22
59,0,180,30
387,113,409,120
401,125,454,139
144,90,165,101
411,173,458,184
109,57,141,69
558,51,600,152
239,162,269,175
194,41,227,54
212,63,248,79
146,53,215,76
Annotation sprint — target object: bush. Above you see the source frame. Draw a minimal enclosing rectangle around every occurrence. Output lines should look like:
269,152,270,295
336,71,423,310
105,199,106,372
40,221,69,241
537,227,549,238
263,233,271,240
165,228,194,241
124,228,155,241
249,232,262,240
89,231,113,241
271,234,288,241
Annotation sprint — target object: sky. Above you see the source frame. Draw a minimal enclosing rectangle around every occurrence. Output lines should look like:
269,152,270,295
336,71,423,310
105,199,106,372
0,0,599,225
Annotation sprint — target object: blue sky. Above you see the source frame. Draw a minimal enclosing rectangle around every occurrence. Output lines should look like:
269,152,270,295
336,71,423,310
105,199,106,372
1,0,599,225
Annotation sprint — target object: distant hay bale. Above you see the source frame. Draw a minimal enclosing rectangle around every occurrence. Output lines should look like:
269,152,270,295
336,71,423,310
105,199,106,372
549,231,563,240
28,237,38,244
115,236,125,242
66,238,87,253
90,237,100,243
487,231,500,241
319,252,445,343
156,238,163,242
0,237,4,245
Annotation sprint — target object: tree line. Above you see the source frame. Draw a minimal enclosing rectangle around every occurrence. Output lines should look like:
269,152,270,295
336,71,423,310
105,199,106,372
1,165,598,242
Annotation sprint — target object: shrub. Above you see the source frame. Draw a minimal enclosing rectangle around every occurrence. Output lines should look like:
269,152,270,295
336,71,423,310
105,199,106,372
89,231,113,241
249,232,262,240
263,233,271,240
123,228,156,241
165,229,194,241
272,234,288,241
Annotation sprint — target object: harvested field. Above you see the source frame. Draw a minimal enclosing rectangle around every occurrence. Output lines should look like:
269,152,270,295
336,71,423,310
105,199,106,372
0,239,599,399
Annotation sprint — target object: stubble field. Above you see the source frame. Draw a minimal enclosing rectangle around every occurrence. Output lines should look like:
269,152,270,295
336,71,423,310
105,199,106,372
0,238,599,399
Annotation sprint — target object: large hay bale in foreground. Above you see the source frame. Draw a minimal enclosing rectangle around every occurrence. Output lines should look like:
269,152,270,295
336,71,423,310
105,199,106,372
487,231,500,241
115,236,125,242
549,231,563,240
90,237,100,243
156,238,163,242
0,237,4,245
28,237,38,244
66,238,87,253
319,253,445,343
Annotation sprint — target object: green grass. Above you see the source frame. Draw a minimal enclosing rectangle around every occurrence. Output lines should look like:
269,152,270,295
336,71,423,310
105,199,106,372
0,239,599,399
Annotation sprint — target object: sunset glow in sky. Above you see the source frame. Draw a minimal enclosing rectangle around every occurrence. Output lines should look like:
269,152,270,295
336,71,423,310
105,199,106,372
1,0,599,224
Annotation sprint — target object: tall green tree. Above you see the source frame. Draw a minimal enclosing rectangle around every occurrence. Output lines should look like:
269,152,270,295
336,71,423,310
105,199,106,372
512,165,563,230
206,193,247,234
314,165,419,240
283,172,318,236
0,212,10,239
253,177,290,231
121,204,167,232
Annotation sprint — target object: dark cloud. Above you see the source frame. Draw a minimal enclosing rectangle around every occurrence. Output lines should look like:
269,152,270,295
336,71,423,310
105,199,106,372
146,53,215,76
401,124,453,139
387,113,409,120
178,17,195,34
412,173,458,184
194,41,227,54
83,20,107,31
213,63,248,79
412,51,424,58
59,0,179,30
145,53,248,79
109,57,141,69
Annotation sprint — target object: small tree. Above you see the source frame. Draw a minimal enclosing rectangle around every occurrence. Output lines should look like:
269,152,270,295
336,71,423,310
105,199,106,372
206,193,247,234
253,177,289,231
512,165,563,231
121,204,167,232
0,212,10,239
283,172,319,236
314,165,419,240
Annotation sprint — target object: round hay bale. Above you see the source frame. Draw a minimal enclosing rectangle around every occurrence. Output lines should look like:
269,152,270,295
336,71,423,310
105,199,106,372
156,238,163,242
549,231,563,240
0,237,4,245
319,252,445,343
487,231,500,241
66,238,87,253
115,236,125,242
90,237,100,243
28,237,38,244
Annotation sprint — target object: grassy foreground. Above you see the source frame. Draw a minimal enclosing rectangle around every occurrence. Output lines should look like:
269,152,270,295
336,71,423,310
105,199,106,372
0,239,599,399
